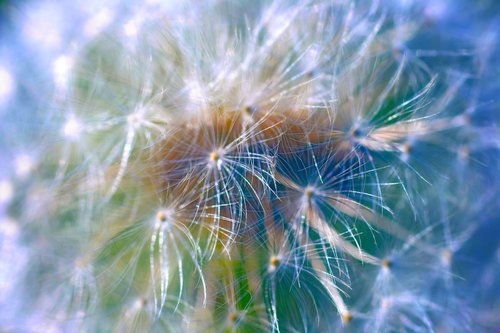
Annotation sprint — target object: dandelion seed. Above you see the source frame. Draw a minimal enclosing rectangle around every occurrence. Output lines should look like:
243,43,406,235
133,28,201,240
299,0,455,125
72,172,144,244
242,105,255,116
156,208,174,225
382,258,392,272
268,255,281,273
341,310,353,324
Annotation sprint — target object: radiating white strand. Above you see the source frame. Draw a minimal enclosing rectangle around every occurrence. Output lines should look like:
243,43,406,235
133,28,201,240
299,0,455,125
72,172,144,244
169,232,183,312
150,222,160,314
158,226,169,315
106,126,135,200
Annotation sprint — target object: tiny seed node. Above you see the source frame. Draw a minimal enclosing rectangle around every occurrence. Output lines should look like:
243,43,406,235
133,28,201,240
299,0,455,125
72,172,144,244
441,248,453,265
459,146,470,160
304,186,314,200
243,105,255,115
342,311,353,324
269,255,281,269
350,127,361,139
228,311,239,323
401,143,412,154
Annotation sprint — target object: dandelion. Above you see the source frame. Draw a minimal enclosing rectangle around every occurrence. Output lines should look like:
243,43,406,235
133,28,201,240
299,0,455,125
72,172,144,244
1,0,498,332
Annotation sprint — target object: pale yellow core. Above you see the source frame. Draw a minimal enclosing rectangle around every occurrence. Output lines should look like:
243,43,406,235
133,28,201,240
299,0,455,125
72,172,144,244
156,211,168,223
228,312,239,323
305,187,314,197
242,105,253,115
382,258,392,270
401,143,413,154
304,186,315,206
210,151,220,162
342,311,353,323
269,255,281,268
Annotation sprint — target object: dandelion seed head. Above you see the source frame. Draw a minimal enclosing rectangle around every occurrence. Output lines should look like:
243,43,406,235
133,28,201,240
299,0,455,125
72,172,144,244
5,0,495,331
